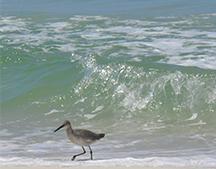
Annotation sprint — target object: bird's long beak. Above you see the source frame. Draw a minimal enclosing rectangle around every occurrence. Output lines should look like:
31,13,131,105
54,124,65,132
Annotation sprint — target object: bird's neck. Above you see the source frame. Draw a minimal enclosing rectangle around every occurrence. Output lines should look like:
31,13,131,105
66,124,73,134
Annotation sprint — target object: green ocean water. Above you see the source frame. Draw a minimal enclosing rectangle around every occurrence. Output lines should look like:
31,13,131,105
0,1,216,166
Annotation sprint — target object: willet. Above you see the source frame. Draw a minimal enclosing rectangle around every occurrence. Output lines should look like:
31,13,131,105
54,120,105,161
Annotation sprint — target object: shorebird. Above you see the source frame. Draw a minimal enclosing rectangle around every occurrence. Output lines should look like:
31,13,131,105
54,120,105,161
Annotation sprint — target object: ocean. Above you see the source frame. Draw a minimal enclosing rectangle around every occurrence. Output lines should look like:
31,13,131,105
0,0,216,167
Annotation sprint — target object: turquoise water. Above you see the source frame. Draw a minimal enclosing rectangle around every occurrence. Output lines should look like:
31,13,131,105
0,0,216,167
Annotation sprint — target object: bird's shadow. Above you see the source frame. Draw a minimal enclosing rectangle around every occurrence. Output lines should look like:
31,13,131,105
74,158,103,162
75,158,90,162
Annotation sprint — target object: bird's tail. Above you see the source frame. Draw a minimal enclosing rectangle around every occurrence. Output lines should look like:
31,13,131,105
98,133,105,139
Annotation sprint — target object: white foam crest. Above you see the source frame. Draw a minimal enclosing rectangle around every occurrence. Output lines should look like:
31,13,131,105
70,15,109,22
6,31,53,46
44,109,64,116
165,54,216,70
92,106,104,113
44,22,70,33
103,26,144,35
81,29,114,40
84,114,98,120
121,90,153,112
186,113,198,121
0,25,26,33
147,38,189,56
147,34,216,69
0,16,28,33
115,83,153,112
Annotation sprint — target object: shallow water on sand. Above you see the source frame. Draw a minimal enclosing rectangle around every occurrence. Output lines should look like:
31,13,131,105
1,0,216,167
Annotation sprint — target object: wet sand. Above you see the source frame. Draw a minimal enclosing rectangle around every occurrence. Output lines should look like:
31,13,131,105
1,166,215,169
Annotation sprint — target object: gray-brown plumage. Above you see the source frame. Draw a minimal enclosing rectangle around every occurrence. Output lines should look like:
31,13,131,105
54,120,105,160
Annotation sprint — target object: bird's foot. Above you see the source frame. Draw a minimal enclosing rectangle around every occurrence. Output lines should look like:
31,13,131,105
71,156,76,161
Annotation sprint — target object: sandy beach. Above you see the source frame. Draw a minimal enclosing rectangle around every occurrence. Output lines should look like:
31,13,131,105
1,166,215,169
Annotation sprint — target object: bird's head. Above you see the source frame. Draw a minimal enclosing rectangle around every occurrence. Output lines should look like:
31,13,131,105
54,120,71,132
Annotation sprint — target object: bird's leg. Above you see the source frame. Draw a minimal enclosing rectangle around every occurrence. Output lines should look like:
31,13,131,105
88,145,93,160
71,146,86,161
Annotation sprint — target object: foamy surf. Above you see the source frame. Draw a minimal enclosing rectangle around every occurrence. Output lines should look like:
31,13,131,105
1,14,216,70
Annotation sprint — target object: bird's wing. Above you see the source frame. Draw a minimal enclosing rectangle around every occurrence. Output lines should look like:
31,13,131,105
74,129,99,140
